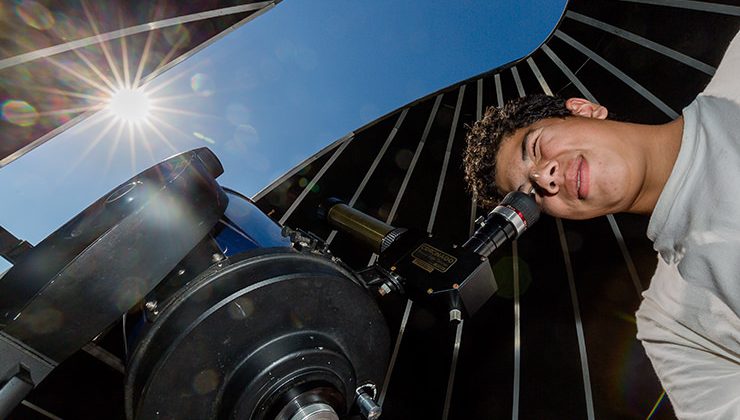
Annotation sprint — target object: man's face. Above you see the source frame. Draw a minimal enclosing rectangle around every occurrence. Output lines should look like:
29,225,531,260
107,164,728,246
494,115,644,220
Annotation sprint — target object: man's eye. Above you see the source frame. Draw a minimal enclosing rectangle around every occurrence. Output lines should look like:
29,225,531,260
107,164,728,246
532,137,538,158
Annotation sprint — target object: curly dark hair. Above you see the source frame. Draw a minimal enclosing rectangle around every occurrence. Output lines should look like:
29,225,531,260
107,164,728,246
463,94,572,209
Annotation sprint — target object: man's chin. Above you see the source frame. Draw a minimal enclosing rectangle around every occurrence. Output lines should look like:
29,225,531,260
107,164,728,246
545,206,607,221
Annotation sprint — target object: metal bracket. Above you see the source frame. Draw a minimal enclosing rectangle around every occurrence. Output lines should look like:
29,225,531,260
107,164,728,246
0,226,33,264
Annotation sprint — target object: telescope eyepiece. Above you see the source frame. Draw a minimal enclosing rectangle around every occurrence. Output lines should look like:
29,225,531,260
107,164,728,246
463,191,540,257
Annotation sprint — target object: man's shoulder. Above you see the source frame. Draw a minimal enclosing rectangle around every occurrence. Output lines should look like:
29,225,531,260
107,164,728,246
702,30,740,102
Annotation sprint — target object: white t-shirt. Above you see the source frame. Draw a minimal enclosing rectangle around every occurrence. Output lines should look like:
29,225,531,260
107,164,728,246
636,32,740,419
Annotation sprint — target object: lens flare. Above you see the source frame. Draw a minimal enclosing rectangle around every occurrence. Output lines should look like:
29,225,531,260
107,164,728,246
1,99,39,127
226,103,250,126
190,73,214,96
107,88,151,124
492,256,533,299
15,0,55,30
52,12,86,41
193,131,215,144
163,24,190,47
23,307,64,334
192,369,220,395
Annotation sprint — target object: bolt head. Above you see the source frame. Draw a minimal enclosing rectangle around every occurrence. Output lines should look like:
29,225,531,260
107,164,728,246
378,284,392,296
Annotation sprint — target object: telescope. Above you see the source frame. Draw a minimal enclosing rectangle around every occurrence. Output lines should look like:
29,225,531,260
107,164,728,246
321,191,539,321
0,148,538,419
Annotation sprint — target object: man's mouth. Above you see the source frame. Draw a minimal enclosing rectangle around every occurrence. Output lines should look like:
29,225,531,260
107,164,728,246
577,157,589,200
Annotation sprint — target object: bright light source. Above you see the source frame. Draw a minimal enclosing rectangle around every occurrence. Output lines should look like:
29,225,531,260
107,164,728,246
107,88,151,124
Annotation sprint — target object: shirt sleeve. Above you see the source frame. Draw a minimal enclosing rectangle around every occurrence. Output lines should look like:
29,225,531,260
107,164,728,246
702,29,740,103
636,260,740,419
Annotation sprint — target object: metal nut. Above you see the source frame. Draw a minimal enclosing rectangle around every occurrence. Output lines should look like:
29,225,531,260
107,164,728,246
449,308,462,323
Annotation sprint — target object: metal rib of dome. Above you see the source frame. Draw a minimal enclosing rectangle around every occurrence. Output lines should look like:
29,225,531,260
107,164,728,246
0,0,281,167
253,1,740,418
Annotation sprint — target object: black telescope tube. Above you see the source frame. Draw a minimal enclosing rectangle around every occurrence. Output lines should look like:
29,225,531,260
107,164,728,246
463,217,519,257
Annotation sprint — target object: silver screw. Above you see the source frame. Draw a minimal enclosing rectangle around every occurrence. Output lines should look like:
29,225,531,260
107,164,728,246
212,253,224,263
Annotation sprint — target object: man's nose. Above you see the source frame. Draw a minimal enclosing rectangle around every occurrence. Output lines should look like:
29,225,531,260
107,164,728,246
530,160,559,195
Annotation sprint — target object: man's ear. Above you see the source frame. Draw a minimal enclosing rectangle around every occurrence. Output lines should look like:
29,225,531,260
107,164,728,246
565,98,608,119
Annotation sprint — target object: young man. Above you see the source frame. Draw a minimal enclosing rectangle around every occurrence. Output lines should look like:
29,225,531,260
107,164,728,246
464,32,740,418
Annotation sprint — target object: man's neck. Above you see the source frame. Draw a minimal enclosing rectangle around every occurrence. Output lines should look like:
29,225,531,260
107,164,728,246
628,116,684,214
